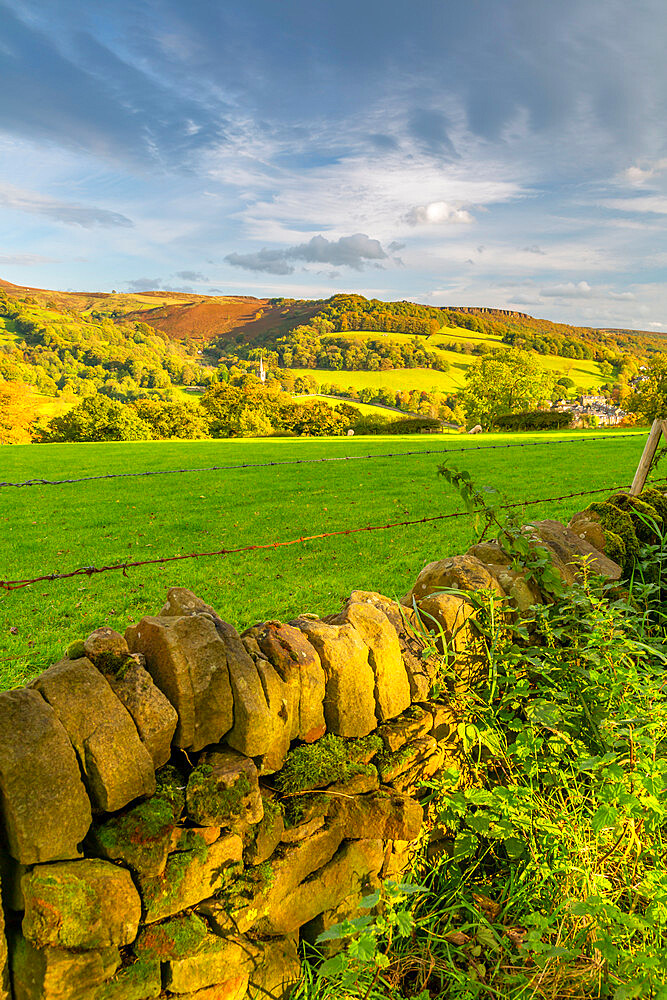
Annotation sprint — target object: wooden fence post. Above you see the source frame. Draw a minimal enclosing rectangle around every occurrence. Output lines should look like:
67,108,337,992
630,418,667,495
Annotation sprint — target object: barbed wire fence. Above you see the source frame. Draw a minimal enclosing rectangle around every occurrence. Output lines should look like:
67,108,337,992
0,432,644,489
1,473,656,592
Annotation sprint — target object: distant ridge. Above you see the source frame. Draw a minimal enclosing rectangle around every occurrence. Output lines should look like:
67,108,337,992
0,277,660,344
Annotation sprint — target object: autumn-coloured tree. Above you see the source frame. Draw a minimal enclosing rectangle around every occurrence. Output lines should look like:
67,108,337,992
0,380,35,444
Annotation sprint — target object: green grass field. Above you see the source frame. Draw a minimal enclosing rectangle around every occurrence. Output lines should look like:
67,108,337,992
292,394,402,417
289,356,606,396
0,429,647,691
315,329,608,394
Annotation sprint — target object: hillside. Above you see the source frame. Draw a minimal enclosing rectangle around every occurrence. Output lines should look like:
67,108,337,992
0,278,656,441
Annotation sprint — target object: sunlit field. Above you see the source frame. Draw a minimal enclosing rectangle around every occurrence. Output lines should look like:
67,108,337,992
0,428,646,689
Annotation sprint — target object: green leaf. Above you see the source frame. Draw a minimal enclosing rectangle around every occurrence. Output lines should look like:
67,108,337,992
395,910,414,937
504,836,526,858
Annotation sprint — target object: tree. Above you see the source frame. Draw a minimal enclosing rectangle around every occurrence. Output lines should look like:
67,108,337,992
38,396,152,442
0,380,35,444
626,357,667,423
462,350,556,430
134,399,209,439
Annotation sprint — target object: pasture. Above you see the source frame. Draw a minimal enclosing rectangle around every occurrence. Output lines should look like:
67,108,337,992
0,429,647,691
288,347,608,396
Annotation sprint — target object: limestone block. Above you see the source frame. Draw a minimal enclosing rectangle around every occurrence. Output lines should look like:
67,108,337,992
214,620,278,757
22,859,141,950
104,658,178,768
328,600,411,722
430,702,459,741
0,688,91,864
331,791,423,841
85,765,185,877
467,541,510,567
250,621,326,742
569,511,610,554
159,588,219,618
125,615,233,752
484,563,542,612
239,642,292,773
378,705,433,752
257,838,384,935
247,936,301,1000
133,911,208,962
170,825,221,851
279,815,324,845
164,932,260,994
377,736,439,783
246,793,284,865
293,618,377,737
301,879,380,956
10,934,120,1000
31,657,155,813
83,628,130,673
528,518,622,581
390,745,448,795
92,958,161,999
200,824,344,935
187,749,263,827
138,832,243,923
414,592,476,652
403,554,505,605
345,591,437,703
169,979,248,1000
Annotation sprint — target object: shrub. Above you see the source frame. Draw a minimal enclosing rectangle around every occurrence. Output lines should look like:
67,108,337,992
495,409,572,431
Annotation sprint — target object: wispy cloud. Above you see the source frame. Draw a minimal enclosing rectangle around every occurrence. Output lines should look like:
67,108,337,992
0,183,133,228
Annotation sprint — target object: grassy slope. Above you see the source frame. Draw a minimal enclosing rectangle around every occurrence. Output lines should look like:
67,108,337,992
293,394,402,417
315,328,608,393
0,430,646,689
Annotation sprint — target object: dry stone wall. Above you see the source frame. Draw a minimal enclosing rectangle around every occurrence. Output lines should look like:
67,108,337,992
0,502,636,1000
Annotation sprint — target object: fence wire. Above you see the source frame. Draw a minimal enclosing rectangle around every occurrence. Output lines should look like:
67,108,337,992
0,433,644,488
0,479,647,592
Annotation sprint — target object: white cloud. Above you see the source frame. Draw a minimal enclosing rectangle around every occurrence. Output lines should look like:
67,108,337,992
602,196,667,214
622,158,667,186
404,201,473,226
540,281,593,299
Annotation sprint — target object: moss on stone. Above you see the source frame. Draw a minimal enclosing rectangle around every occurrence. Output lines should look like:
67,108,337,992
583,501,639,571
607,493,661,544
65,640,86,660
172,829,209,862
94,956,161,1000
640,487,667,525
282,792,329,828
89,765,186,874
134,912,207,961
186,765,251,825
277,732,381,796
261,796,283,834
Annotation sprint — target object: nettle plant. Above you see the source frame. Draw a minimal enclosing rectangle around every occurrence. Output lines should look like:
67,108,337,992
415,465,667,998
298,467,667,999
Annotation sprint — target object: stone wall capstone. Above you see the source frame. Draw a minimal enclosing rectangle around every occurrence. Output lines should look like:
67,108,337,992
0,505,632,1000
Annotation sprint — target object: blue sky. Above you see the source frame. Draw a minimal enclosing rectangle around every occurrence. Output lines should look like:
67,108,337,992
1,0,665,328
